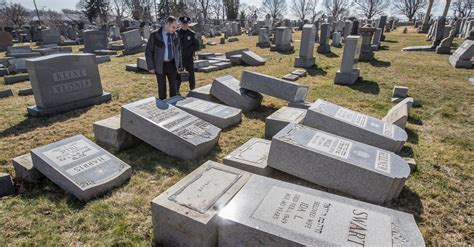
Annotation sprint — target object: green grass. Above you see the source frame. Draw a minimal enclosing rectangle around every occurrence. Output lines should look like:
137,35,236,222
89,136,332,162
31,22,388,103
0,27,473,245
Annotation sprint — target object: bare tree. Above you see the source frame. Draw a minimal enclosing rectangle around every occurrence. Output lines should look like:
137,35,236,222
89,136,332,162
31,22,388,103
40,10,64,28
441,0,451,17
0,3,30,28
392,0,427,21
223,0,239,19
291,0,317,24
309,2,323,22
197,0,211,19
324,0,352,20
261,0,288,20
353,0,389,19
209,0,224,20
451,0,473,17
111,0,128,25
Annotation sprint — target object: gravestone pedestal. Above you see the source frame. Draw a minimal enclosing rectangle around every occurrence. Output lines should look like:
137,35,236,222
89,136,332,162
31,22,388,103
93,115,139,153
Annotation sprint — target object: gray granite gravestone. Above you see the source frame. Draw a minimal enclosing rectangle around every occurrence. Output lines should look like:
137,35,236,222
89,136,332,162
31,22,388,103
335,35,361,85
224,48,249,58
137,57,148,70
121,29,146,55
449,40,473,68
359,25,376,61
303,99,407,153
26,53,111,116
210,75,262,112
295,24,316,68
12,153,45,183
218,175,425,246
317,23,331,54
372,28,382,50
165,96,242,129
436,25,456,54
223,138,273,176
343,21,353,41
383,100,409,129
241,51,266,66
41,29,62,45
257,28,271,48
121,97,221,159
229,55,242,65
30,135,132,201
265,106,306,138
378,16,388,40
240,70,308,102
186,84,220,103
151,160,251,246
93,115,139,153
83,30,113,54
0,31,13,52
6,45,41,58
0,173,15,197
331,31,342,47
271,27,293,52
268,123,411,204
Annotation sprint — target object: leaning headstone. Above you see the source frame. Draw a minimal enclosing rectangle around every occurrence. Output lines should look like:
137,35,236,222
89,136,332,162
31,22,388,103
268,123,411,204
165,96,242,129
121,29,146,55
40,29,62,45
30,135,132,201
151,160,251,246
241,50,266,66
303,99,408,153
317,23,331,54
240,70,308,102
0,31,13,52
218,175,425,246
271,27,293,52
0,173,15,197
25,53,112,116
265,106,306,138
210,75,262,112
383,101,409,129
93,115,139,153
432,17,446,47
186,84,220,103
0,89,13,98
335,35,361,85
12,153,45,183
121,97,221,159
256,28,270,48
295,24,316,68
449,40,473,68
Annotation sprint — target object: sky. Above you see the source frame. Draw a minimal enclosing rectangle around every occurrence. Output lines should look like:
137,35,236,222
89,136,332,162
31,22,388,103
8,0,446,20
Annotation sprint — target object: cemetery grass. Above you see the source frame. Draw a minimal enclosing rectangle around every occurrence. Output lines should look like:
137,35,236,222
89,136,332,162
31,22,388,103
0,27,473,245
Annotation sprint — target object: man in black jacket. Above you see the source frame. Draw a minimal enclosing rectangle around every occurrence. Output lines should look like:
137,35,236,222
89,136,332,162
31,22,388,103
145,16,182,100
176,16,200,93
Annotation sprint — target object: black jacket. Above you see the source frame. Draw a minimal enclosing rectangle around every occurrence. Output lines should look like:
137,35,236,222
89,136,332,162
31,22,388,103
145,27,182,74
177,28,200,58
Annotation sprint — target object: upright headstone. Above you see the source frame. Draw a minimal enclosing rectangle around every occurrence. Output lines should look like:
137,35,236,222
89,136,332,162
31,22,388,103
256,28,271,48
372,28,383,50
331,31,341,47
359,24,376,61
335,35,361,85
240,70,308,102
121,29,145,55
271,27,293,52
30,135,132,201
432,17,446,47
343,21,353,42
83,30,109,53
218,175,425,246
26,53,111,116
40,29,61,45
295,24,316,68
378,15,388,41
317,23,331,54
0,31,13,52
210,75,262,112
436,26,456,54
449,40,473,68
303,99,408,153
151,160,251,246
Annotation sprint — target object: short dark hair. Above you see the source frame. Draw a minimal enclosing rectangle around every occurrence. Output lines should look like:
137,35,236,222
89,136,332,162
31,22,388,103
166,16,177,24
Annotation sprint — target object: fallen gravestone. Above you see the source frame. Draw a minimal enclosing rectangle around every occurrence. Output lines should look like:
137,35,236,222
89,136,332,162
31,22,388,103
26,53,111,116
223,138,273,176
282,74,299,81
0,89,13,98
0,173,15,197
30,135,132,201
291,69,307,77
383,100,409,129
218,175,425,246
151,160,251,246
93,115,139,153
224,48,249,58
12,153,45,183
303,99,407,153
288,101,312,109
210,75,262,112
265,106,307,138
392,85,409,98
121,97,221,159
449,39,473,68
6,46,41,58
165,96,242,129
241,51,266,66
186,84,221,103
240,70,308,102
268,123,411,204
335,35,361,85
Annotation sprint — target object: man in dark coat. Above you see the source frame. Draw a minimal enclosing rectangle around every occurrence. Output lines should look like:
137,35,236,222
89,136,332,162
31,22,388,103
176,16,200,93
145,16,183,100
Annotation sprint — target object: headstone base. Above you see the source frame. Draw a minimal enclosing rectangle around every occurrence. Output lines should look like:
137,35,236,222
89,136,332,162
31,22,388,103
359,52,374,61
18,88,33,96
93,115,140,153
27,92,111,117
449,55,472,68
12,153,45,183
435,46,451,54
256,42,271,48
317,44,331,54
0,89,13,98
270,44,294,52
94,50,117,56
0,173,15,197
294,56,315,68
334,68,360,85
123,44,146,55
96,55,111,64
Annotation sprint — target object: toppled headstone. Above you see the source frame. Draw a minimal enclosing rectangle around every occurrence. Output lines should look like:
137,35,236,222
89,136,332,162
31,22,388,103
288,101,312,109
125,64,139,72
0,89,13,98
194,60,210,69
224,48,249,58
449,39,473,69
268,123,411,204
6,46,41,58
12,153,45,183
383,100,409,129
93,115,139,153
303,99,407,153
229,55,242,65
151,160,251,246
291,69,307,77
265,106,306,138
240,70,308,102
224,138,273,176
403,157,417,172
186,84,221,103
31,135,132,201
218,175,425,246
121,97,221,159
165,96,242,129
228,37,239,42
0,173,15,197
95,55,111,64
26,53,111,116
241,51,266,66
210,75,262,112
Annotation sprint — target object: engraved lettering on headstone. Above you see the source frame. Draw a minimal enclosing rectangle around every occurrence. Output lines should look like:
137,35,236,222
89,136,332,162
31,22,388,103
335,108,368,127
52,79,92,94
43,140,99,167
53,69,87,82
306,132,353,159
235,141,269,163
375,151,391,173
65,154,111,176
382,123,394,138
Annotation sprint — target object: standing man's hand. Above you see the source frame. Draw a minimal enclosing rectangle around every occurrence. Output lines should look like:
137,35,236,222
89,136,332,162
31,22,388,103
149,69,155,74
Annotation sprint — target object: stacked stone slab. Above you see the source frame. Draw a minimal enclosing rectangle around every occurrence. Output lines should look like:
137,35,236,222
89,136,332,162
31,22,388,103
295,24,316,68
268,123,411,204
30,135,132,201
335,35,361,85
317,23,331,54
270,27,293,52
449,39,473,68
151,161,251,246
165,96,242,129
240,70,308,102
93,115,139,153
121,29,146,55
186,84,220,103
265,106,306,138
303,99,408,153
218,175,425,246
25,53,111,116
256,28,270,48
241,50,266,66
121,97,221,159
210,75,262,112
223,138,273,176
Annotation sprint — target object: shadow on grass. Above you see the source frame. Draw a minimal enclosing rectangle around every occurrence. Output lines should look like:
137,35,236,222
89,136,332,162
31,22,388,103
321,51,339,58
406,128,419,144
408,116,423,125
399,145,414,158
275,50,296,55
383,39,398,43
379,45,390,51
348,78,380,95
243,104,279,122
389,187,424,222
368,58,391,67
306,66,328,76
